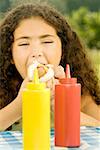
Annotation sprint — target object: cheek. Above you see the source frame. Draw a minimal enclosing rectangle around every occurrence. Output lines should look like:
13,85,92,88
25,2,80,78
46,41,62,65
12,49,28,78
13,50,25,65
45,49,62,65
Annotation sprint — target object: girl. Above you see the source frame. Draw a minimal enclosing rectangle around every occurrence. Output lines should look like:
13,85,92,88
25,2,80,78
0,3,100,130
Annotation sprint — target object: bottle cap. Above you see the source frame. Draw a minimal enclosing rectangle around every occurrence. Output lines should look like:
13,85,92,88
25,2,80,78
27,68,46,90
59,64,77,84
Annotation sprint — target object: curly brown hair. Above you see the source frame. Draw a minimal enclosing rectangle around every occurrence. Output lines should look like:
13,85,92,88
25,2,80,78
0,2,100,109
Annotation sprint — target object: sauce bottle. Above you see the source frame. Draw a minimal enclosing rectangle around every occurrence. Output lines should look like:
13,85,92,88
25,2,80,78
55,64,81,147
22,68,50,150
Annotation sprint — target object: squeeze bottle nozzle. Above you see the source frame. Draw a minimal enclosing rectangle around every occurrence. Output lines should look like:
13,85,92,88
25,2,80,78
66,64,71,78
60,64,77,84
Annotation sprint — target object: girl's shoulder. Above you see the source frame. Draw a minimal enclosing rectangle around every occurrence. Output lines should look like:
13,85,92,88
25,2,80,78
81,94,100,121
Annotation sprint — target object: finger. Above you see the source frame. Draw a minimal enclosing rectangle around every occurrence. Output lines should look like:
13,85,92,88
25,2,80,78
54,65,65,79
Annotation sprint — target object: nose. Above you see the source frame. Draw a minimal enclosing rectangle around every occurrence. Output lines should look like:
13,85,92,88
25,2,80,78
30,49,43,59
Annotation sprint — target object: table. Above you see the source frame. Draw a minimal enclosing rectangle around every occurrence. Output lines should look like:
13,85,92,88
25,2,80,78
0,126,100,150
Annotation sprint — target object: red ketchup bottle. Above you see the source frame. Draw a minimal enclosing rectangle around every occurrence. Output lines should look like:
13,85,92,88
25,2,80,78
55,64,81,147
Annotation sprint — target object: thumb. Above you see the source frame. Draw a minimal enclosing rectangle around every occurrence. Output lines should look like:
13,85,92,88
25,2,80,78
54,65,65,79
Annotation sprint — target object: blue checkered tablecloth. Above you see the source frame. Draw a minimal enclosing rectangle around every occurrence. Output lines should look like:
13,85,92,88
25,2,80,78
0,126,100,150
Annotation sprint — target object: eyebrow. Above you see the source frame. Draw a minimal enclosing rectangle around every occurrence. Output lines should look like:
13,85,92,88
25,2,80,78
15,34,55,41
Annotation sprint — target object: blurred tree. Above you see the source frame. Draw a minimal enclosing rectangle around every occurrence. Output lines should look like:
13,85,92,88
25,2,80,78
66,0,100,13
0,0,10,12
10,0,68,14
0,0,100,14
47,0,68,14
10,0,36,7
68,7,100,50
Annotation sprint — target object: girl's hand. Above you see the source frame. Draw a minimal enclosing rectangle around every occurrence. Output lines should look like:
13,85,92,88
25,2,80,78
54,65,65,79
46,65,65,112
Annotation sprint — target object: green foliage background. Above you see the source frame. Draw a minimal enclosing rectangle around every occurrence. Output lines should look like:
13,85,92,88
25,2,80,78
67,7,100,50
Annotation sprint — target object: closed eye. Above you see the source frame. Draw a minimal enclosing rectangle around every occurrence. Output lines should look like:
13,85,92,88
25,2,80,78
18,43,29,46
42,41,54,44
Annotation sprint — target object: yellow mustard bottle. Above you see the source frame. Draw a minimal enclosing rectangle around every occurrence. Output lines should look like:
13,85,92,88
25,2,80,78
22,69,50,150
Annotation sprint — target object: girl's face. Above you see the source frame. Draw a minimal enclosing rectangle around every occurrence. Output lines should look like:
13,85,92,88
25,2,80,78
12,17,62,79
